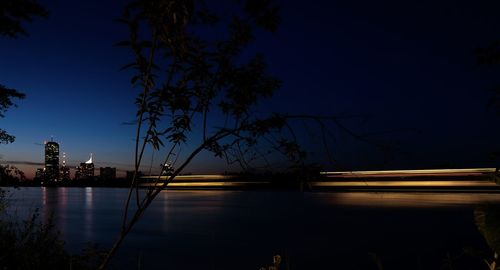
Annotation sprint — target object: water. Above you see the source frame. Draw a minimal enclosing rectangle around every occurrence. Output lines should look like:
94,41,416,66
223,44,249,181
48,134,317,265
3,187,500,269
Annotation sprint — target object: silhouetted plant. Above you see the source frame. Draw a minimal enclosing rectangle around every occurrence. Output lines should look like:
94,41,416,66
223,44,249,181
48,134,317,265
98,0,291,268
0,82,25,145
0,164,25,185
0,0,48,38
0,3,96,269
0,209,96,269
0,0,47,144
259,254,282,270
99,0,405,267
474,204,500,269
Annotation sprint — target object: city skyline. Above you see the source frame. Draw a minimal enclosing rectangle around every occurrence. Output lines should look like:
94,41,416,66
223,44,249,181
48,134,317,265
34,138,123,182
3,0,500,179
37,138,109,180
1,2,500,270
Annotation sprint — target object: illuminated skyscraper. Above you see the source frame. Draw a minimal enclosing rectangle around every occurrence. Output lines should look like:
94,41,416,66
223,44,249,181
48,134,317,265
44,140,59,183
75,154,94,180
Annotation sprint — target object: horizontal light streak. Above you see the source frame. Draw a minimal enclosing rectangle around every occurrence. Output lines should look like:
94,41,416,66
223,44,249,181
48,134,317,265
141,174,234,181
311,180,498,187
141,181,270,187
139,170,499,189
320,168,497,176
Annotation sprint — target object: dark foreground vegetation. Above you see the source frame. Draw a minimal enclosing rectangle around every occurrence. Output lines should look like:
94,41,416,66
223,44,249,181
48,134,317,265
0,189,102,269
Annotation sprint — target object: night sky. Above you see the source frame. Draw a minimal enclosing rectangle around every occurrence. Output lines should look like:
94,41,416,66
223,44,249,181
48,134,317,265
2,0,500,179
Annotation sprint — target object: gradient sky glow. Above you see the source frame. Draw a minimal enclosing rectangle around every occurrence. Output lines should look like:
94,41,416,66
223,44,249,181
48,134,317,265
2,0,500,178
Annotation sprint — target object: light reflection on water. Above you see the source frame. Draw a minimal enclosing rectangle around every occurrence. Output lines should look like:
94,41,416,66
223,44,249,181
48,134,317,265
315,192,500,208
3,187,500,269
84,187,94,240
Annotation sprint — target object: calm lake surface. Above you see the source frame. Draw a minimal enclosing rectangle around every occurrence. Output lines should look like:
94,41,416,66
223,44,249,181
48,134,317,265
3,187,500,269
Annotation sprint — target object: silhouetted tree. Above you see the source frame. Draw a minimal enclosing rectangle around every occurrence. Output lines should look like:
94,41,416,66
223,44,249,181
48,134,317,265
101,1,399,267
0,0,47,144
0,86,25,144
0,0,48,38
0,164,25,185
0,6,98,268
98,0,292,268
474,205,500,270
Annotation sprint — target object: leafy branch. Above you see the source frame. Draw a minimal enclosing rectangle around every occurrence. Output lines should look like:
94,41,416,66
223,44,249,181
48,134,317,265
99,0,282,268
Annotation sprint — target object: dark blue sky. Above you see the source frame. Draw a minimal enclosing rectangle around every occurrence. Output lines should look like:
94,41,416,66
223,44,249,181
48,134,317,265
2,0,500,178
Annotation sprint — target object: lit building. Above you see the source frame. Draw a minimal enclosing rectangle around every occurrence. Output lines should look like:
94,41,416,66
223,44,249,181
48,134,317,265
35,168,45,180
75,154,94,180
44,140,59,183
60,152,70,181
60,166,70,181
100,167,116,180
